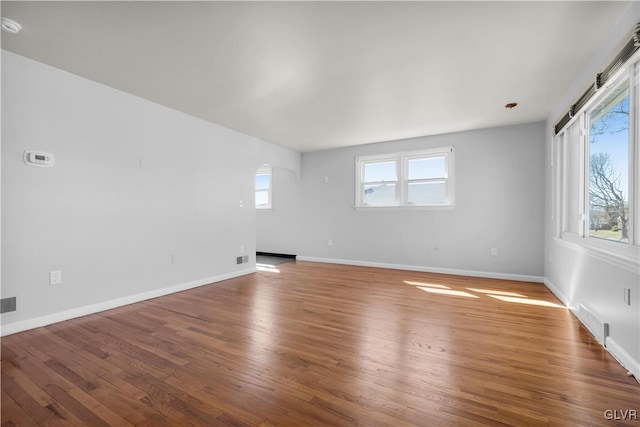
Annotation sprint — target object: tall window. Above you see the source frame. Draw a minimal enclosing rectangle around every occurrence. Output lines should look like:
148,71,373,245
356,148,454,208
255,166,272,209
555,56,639,263
588,78,630,243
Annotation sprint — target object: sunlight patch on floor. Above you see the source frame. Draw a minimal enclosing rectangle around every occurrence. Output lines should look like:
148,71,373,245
466,288,526,298
402,280,565,307
404,280,450,289
257,264,280,273
417,287,479,298
488,295,566,308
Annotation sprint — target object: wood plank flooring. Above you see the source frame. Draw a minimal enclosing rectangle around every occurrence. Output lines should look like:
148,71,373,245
2,261,639,426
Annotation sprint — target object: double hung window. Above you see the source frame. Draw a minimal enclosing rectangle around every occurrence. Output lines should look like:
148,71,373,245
356,148,454,208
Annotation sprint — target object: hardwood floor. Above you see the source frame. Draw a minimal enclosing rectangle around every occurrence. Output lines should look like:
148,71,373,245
2,261,638,426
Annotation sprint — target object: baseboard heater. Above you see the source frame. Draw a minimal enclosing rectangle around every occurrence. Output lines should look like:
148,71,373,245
578,303,609,345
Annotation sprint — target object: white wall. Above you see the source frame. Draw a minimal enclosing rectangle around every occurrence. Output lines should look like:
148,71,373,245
544,2,640,379
1,50,299,334
256,165,301,255
259,122,546,280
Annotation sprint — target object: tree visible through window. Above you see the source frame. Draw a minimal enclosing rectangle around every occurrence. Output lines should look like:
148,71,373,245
588,79,629,243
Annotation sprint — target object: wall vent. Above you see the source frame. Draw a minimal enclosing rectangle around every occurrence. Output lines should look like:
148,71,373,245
1,297,17,314
236,255,250,265
578,303,609,345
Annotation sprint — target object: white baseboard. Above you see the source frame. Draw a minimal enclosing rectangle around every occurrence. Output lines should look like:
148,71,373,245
0,267,256,337
543,277,572,307
544,278,639,383
296,256,544,283
605,336,640,383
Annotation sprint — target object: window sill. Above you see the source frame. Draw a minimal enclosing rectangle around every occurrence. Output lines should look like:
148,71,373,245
353,204,455,212
256,208,272,212
554,234,640,274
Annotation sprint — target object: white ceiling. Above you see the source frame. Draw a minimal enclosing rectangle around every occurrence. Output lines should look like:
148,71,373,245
0,1,633,152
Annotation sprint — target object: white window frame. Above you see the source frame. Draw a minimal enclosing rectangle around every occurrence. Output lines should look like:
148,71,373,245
355,147,455,210
554,54,640,272
255,166,272,210
356,155,399,207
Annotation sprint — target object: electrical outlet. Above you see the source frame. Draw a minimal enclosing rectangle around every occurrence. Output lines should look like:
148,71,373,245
490,248,498,257
324,176,329,183
240,245,245,254
49,271,62,285
239,200,244,208
328,239,333,247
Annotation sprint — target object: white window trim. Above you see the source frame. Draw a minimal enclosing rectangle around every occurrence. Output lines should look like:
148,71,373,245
356,155,399,207
554,53,640,271
555,234,640,273
255,166,272,210
354,147,455,210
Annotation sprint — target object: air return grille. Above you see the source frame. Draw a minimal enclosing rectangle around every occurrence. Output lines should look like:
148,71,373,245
0,297,17,314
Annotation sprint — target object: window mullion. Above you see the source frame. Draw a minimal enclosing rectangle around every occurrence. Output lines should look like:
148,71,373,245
579,113,587,238
359,160,365,206
631,61,639,246
560,134,566,237
556,134,564,238
398,157,405,205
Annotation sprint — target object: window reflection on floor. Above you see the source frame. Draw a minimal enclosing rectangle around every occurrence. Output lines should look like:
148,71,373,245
402,278,566,308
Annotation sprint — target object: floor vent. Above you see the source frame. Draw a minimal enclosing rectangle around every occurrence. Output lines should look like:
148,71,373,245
578,303,609,345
